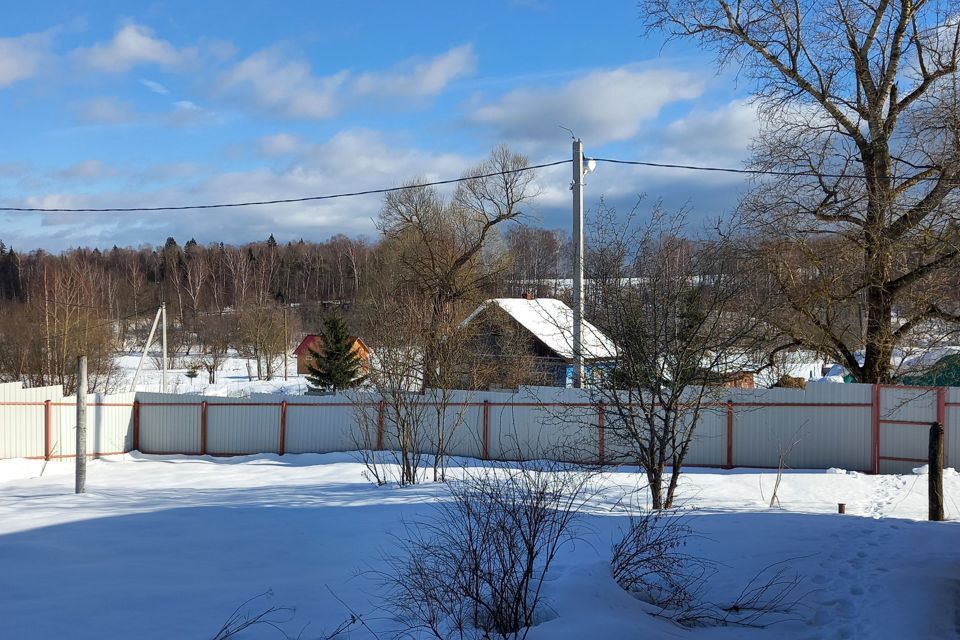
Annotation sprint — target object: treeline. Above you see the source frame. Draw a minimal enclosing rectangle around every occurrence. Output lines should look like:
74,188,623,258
0,215,573,391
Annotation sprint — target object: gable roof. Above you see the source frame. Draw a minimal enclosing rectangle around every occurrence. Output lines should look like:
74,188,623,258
462,298,616,361
293,334,368,357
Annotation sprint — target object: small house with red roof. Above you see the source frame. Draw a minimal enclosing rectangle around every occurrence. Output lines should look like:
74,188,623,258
293,334,371,375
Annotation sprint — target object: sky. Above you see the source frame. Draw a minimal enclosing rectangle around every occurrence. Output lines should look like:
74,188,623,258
0,1,760,251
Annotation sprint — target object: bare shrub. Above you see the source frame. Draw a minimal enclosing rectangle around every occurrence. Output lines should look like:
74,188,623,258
611,511,707,612
611,512,807,628
379,461,595,639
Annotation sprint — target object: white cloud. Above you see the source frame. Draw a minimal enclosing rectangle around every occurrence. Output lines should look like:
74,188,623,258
57,159,116,181
470,66,704,145
74,22,192,73
353,44,476,97
140,78,169,94
662,100,759,161
217,48,346,119
165,100,217,126
0,31,53,87
75,97,136,124
16,130,476,248
218,44,474,119
258,133,303,157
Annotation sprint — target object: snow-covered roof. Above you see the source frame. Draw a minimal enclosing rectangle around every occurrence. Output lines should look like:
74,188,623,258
462,298,617,361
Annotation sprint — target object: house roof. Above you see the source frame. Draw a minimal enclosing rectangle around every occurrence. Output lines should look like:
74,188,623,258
293,334,368,357
462,298,617,361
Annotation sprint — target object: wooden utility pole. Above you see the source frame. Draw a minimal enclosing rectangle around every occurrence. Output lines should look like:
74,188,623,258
929,422,944,522
75,355,87,494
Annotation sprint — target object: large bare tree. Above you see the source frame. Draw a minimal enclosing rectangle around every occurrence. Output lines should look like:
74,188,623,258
644,0,960,382
377,145,538,384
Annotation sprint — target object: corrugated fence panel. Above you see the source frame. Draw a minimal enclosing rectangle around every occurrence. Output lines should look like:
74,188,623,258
948,388,960,470
54,393,135,457
0,384,63,458
284,400,357,454
878,386,938,474
5,383,960,471
137,393,201,454
207,400,281,455
729,385,872,471
686,406,726,466
437,401,485,459
487,399,598,463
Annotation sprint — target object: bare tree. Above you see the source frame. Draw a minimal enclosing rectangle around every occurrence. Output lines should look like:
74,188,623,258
196,314,235,384
586,202,772,509
378,145,538,385
643,0,960,382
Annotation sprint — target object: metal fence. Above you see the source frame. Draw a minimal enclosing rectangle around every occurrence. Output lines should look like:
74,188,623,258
0,382,956,473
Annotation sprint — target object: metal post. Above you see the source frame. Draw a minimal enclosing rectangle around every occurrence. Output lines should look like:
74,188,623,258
75,355,87,494
572,139,585,389
161,302,168,393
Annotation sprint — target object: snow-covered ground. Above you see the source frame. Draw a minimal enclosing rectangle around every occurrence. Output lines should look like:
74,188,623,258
0,454,957,639
117,352,309,396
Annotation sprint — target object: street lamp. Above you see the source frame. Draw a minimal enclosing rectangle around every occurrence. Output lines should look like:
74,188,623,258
572,139,595,389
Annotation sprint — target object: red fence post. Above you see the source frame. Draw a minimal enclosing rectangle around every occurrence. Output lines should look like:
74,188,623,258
482,400,490,460
200,400,208,455
725,401,734,469
279,400,287,455
132,400,140,453
44,399,52,461
597,402,605,466
871,384,881,474
376,400,384,451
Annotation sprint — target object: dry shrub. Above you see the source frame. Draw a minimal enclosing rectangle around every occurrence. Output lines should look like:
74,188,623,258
380,461,595,639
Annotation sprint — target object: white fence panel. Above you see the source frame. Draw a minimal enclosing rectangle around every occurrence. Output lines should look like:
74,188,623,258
137,393,201,454
284,400,356,454
207,400,281,455
948,388,960,471
0,384,63,459
686,406,726,467
54,393,135,457
729,385,872,471
2,382,960,472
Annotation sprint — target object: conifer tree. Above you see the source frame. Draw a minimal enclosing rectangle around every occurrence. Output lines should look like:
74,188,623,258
306,312,365,392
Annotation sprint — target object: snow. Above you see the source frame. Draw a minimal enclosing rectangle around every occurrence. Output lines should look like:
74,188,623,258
462,298,617,361
116,352,309,396
0,454,957,639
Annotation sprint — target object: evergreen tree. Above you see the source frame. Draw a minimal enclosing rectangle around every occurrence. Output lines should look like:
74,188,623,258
306,312,366,392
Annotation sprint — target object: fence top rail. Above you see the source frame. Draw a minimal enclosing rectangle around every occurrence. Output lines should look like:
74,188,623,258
132,399,882,409
0,401,135,407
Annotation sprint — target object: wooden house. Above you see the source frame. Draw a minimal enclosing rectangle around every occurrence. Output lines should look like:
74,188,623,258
293,334,371,375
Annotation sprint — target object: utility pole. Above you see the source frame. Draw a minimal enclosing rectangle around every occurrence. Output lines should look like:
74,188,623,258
283,306,289,381
572,139,585,389
75,355,87,494
129,306,163,392
161,302,168,393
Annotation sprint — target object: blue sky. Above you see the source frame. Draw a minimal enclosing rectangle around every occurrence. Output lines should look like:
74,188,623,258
0,1,759,250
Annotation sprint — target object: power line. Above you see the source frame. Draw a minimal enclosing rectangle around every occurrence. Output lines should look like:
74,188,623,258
593,157,955,182
2,155,958,215
0,159,571,213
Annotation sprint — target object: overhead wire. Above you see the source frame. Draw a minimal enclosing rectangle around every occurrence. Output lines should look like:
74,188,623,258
1,155,956,214
0,159,572,213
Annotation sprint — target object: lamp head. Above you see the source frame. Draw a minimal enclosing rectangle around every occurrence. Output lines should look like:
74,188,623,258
583,157,597,174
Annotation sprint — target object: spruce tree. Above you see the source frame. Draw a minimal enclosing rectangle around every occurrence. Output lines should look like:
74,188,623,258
306,312,365,392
